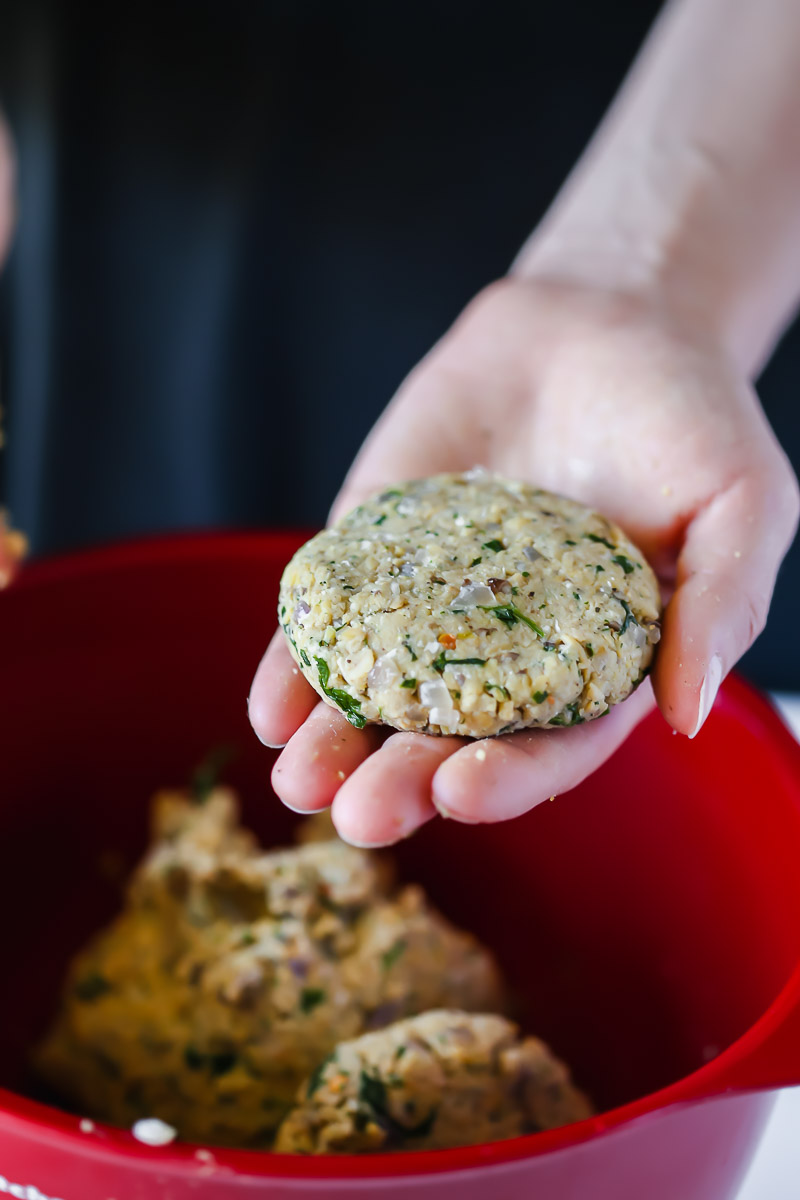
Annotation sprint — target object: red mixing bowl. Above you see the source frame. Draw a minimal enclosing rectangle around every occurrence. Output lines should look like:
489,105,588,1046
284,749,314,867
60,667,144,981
0,531,799,1200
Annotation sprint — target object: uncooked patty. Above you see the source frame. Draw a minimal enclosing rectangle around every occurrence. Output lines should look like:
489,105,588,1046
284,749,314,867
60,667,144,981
280,471,661,738
274,1009,592,1154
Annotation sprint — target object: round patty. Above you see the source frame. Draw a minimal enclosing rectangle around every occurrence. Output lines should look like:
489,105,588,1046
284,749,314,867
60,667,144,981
274,1009,593,1154
280,471,661,738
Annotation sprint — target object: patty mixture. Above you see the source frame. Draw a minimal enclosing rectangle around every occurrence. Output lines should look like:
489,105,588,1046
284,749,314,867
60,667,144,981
275,1009,593,1154
35,788,503,1147
279,471,661,737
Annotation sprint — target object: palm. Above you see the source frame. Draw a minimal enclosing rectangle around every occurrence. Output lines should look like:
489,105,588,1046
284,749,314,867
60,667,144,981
250,278,797,845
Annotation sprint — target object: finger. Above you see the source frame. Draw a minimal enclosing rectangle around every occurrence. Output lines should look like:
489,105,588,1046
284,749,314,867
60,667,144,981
331,732,464,847
271,702,384,813
654,464,799,738
248,629,318,749
431,681,655,824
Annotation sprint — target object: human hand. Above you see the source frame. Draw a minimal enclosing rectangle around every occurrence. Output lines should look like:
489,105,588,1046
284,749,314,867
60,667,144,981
249,278,798,845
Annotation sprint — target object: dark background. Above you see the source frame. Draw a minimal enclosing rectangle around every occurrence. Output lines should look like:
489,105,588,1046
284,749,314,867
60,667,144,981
0,0,797,687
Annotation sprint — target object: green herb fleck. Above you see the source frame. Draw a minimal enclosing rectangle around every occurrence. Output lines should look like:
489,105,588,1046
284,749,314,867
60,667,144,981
359,1071,388,1115
533,690,548,704
478,604,544,637
299,648,311,667
307,1053,335,1097
400,678,417,690
75,973,111,1002
190,744,236,804
573,592,580,602
584,643,594,658
381,940,407,971
239,930,257,947
585,533,616,549
549,702,585,727
300,987,327,1014
611,554,636,575
358,1071,437,1141
395,1045,407,1060
374,514,387,526
433,653,487,673
595,565,605,574
484,682,511,700
404,638,418,662
482,539,505,553
315,658,366,729
469,556,482,568
564,539,577,546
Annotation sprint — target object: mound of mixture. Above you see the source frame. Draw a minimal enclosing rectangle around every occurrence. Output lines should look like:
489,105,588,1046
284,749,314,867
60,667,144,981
35,788,503,1148
275,1009,593,1154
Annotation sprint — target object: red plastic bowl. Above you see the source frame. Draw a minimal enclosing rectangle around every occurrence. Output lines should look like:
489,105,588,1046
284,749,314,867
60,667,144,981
1,531,799,1200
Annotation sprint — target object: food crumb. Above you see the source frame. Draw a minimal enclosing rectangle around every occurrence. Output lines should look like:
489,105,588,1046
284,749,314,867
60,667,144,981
195,1148,216,1164
132,1117,178,1146
474,746,487,762
337,770,346,781
79,1118,95,1133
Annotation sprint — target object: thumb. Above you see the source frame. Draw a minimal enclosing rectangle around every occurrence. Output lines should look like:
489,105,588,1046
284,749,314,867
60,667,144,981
654,463,799,738
328,367,480,524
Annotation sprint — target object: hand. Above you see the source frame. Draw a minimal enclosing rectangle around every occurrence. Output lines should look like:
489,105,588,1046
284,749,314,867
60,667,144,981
249,277,798,845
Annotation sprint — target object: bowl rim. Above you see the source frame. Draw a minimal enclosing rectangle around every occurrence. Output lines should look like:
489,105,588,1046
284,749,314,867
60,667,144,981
4,529,800,1179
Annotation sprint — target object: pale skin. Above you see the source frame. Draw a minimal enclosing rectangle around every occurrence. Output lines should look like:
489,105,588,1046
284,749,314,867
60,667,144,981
249,0,800,846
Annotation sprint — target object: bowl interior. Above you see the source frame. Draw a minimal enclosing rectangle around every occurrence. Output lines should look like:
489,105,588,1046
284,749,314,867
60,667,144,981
1,532,799,1122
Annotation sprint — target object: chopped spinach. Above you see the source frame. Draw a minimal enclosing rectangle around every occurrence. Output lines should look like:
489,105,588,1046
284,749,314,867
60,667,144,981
400,678,417,690
585,533,616,549
300,987,327,1014
315,657,366,729
299,648,311,667
532,690,548,704
611,554,636,575
433,653,487,673
549,702,585,727
381,940,407,971
482,539,505,553
478,604,544,637
75,973,111,1002
307,1053,335,1097
484,682,511,700
469,556,483,568
190,744,236,804
358,1071,437,1141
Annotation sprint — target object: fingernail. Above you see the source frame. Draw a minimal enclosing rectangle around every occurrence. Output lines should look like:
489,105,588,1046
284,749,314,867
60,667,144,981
689,654,723,739
280,799,327,815
254,729,287,749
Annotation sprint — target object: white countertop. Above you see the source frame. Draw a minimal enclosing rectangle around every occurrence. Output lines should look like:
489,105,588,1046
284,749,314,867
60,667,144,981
737,695,800,1198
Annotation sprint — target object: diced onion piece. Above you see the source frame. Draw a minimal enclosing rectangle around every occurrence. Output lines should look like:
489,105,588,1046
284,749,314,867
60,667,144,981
367,651,400,689
451,583,496,608
419,679,459,731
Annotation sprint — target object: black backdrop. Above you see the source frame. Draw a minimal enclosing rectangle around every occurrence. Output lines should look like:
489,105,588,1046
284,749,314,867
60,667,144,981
1,0,797,687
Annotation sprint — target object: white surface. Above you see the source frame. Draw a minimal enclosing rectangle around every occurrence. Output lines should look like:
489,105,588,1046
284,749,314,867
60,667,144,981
736,693,800,1199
